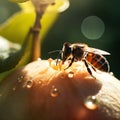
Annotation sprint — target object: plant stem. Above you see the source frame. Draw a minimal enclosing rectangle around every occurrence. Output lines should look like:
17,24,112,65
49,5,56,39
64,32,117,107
32,11,41,61
32,5,48,61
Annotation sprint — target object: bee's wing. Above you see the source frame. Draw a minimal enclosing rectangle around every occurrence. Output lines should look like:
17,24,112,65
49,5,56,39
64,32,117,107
85,47,110,55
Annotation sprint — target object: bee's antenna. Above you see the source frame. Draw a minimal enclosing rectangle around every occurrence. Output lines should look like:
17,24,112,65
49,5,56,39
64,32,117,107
48,50,61,54
48,50,63,65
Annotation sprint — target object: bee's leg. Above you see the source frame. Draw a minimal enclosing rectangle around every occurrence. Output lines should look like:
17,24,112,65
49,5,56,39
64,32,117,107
91,65,96,72
64,57,75,70
82,59,96,78
83,59,92,75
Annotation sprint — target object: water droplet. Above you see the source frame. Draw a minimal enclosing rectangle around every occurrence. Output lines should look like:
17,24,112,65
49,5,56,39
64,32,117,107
68,71,74,78
38,80,42,85
12,86,16,91
50,86,59,97
26,80,33,88
17,75,24,83
37,58,41,61
110,72,114,76
84,96,98,110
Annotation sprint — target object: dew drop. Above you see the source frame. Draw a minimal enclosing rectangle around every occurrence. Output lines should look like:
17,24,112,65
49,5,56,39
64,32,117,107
26,80,33,88
17,75,24,83
38,80,42,85
50,86,59,97
84,96,98,110
37,58,41,61
110,72,114,76
68,71,74,78
12,86,16,91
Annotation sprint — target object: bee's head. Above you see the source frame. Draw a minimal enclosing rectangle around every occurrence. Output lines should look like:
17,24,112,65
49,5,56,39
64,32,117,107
62,42,72,62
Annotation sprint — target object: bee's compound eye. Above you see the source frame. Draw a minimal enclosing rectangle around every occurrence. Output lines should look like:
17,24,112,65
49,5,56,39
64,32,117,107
63,47,71,57
63,42,71,48
62,42,72,58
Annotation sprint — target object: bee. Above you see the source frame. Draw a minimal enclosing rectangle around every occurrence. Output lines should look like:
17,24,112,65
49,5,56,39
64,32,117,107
61,42,110,77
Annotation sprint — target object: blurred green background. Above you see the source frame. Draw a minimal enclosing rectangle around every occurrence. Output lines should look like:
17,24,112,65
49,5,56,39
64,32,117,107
0,0,120,78
42,0,120,79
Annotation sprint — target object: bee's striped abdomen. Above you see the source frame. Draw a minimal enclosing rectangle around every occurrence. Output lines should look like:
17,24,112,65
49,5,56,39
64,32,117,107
86,53,110,72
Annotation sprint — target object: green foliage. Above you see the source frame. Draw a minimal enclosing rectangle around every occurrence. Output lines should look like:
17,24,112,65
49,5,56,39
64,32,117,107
9,0,29,3
0,12,35,44
0,0,61,80
0,2,35,79
0,36,21,72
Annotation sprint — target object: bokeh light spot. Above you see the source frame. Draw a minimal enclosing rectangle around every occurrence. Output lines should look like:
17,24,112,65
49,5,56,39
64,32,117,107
81,16,105,40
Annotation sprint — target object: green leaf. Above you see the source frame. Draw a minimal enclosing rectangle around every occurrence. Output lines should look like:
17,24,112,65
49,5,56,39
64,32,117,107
0,11,35,43
9,0,29,3
0,1,61,80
